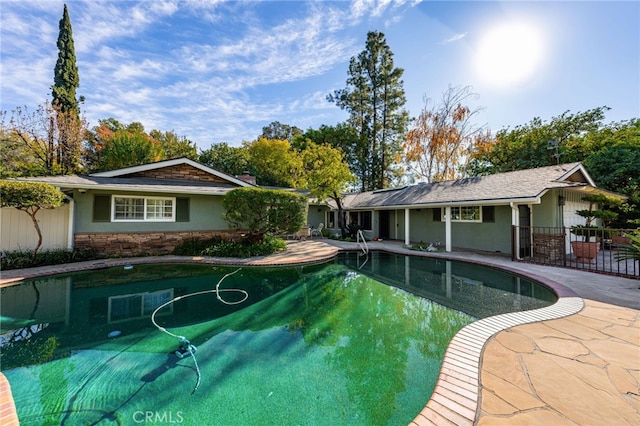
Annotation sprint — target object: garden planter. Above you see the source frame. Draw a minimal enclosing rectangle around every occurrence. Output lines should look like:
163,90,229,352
571,241,599,263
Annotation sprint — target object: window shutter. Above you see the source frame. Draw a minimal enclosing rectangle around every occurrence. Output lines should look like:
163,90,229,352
482,206,495,223
432,208,442,222
93,195,111,222
176,197,190,222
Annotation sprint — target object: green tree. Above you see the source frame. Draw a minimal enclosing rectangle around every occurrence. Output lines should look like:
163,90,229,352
299,141,355,236
578,119,640,196
468,106,610,175
149,129,198,160
52,4,83,174
52,4,80,115
581,120,640,227
0,181,66,257
261,121,303,141
198,142,249,177
223,187,307,237
243,137,303,187
328,31,409,191
295,123,359,174
91,130,163,171
86,119,198,171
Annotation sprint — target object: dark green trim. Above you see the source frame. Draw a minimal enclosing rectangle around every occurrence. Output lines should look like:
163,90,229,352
176,197,190,222
93,195,111,222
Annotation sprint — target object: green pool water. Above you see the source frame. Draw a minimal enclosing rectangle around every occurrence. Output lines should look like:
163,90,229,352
1,252,556,425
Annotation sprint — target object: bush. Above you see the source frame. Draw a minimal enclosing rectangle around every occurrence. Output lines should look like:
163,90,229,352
171,238,213,256
1,248,99,270
224,187,307,236
173,235,286,258
615,230,640,262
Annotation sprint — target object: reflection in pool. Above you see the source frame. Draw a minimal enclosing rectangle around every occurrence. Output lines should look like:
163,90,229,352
1,252,556,425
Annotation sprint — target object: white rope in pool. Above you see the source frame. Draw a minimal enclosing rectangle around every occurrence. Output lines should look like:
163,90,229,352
150,268,248,393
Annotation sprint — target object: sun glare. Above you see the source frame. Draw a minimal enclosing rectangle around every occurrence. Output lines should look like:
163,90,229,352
474,21,544,88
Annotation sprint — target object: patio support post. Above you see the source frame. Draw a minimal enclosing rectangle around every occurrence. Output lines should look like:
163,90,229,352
511,202,520,260
445,206,452,252
405,208,410,246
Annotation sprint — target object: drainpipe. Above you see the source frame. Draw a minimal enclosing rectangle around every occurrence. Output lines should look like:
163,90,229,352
510,202,520,260
405,208,410,246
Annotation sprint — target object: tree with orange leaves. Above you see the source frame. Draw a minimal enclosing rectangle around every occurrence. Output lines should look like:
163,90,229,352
85,118,163,171
403,85,491,183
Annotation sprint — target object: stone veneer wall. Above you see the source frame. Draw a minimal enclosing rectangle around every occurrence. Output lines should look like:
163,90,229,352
74,230,246,256
122,164,228,183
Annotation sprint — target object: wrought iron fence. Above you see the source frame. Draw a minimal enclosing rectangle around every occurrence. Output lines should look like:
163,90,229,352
511,226,639,279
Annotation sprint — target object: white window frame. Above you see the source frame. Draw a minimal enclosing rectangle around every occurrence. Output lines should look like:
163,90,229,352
441,206,482,223
112,195,176,222
108,289,174,323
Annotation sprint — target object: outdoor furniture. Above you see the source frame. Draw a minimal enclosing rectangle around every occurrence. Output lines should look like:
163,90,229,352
296,226,310,240
310,223,324,238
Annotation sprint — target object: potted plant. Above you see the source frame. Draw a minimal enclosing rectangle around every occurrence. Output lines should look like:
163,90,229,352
570,194,621,262
614,230,640,263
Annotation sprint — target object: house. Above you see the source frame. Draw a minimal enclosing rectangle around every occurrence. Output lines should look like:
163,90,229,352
1,158,256,255
0,160,622,259
318,162,624,258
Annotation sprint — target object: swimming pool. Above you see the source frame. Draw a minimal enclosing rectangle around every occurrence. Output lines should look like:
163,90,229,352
1,252,556,425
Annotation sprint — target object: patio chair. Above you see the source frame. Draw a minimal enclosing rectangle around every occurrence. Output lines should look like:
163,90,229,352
311,223,324,238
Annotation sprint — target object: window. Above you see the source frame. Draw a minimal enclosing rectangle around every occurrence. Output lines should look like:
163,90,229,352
346,210,373,231
360,211,372,231
112,196,175,222
441,206,482,222
108,289,173,323
326,211,335,229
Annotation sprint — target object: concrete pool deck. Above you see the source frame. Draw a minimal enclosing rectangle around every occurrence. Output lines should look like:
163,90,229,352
1,239,638,425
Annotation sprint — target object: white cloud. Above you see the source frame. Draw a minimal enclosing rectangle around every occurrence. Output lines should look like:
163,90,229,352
441,32,468,44
0,0,421,147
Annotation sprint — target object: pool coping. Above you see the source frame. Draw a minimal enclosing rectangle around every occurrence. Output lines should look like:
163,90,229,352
0,242,586,426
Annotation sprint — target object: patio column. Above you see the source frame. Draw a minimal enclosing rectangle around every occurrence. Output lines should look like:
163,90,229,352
445,206,452,252
511,202,520,260
405,208,410,245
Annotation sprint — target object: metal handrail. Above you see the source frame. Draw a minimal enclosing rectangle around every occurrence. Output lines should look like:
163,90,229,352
357,229,369,255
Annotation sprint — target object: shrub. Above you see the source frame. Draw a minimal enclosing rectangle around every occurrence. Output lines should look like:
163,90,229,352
223,187,307,237
171,238,213,256
615,230,640,262
1,248,99,270
173,235,286,258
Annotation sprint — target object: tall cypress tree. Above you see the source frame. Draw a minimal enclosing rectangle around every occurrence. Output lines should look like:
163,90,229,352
328,31,409,191
52,4,79,114
52,3,82,174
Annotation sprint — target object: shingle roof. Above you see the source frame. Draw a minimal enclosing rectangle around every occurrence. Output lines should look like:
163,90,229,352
342,162,591,209
17,175,237,196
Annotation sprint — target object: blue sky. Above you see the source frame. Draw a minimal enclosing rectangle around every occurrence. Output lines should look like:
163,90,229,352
1,1,638,150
